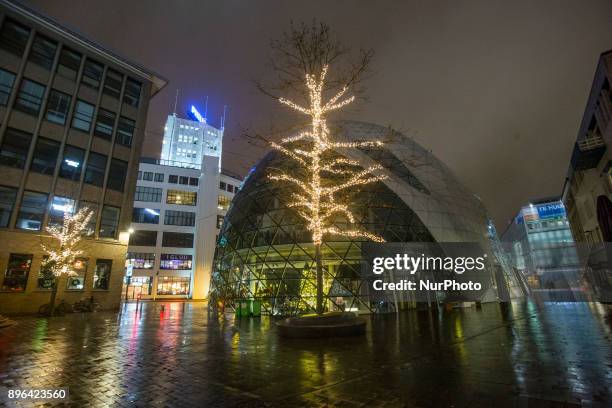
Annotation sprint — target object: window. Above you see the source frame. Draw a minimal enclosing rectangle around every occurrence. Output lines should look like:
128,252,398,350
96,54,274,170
0,68,16,106
166,190,197,206
0,128,32,168
0,186,17,227
28,34,57,70
132,207,160,224
107,159,128,191
160,254,192,270
2,254,32,291
48,196,75,226
162,232,194,248
128,230,157,246
72,100,95,132
123,78,141,107
79,201,98,237
142,171,153,181
99,205,120,238
103,69,122,99
154,173,164,182
84,152,107,187
81,59,104,89
157,276,190,295
125,252,155,269
220,181,226,190
30,137,60,175
168,175,178,184
45,89,71,125
93,108,116,139
134,186,162,202
179,176,189,185
189,177,198,186
93,259,112,290
66,258,88,290
218,195,231,210
137,171,142,180
164,210,195,226
37,255,54,289
16,191,47,231
56,47,81,81
14,79,45,115
216,214,224,229
227,184,234,193
59,145,84,180
116,117,135,146
0,19,30,56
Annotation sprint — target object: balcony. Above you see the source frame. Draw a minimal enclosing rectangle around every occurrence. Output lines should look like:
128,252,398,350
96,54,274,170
571,131,606,171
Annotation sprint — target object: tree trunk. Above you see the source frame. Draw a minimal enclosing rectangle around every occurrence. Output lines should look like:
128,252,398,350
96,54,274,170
48,278,58,316
315,243,324,315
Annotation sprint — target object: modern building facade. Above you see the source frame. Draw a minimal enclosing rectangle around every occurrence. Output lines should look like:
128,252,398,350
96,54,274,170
211,121,524,315
501,199,580,289
125,114,241,300
561,50,612,244
0,0,166,314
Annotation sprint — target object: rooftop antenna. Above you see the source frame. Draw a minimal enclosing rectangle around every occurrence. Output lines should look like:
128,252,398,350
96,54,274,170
204,96,209,123
221,105,227,129
173,89,179,116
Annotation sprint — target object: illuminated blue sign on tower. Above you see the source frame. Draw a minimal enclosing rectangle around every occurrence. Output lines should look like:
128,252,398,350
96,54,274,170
189,105,206,123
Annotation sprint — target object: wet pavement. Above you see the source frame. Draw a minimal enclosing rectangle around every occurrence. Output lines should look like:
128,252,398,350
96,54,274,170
1,301,612,407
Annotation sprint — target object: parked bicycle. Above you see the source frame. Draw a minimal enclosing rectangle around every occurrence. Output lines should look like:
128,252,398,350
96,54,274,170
38,299,71,316
72,296,100,313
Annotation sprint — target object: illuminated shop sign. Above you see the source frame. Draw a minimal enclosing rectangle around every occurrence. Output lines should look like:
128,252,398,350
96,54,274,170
188,105,205,123
536,203,565,219
160,254,193,270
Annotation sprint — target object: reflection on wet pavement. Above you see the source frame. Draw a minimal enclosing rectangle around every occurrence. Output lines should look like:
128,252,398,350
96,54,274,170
1,301,611,407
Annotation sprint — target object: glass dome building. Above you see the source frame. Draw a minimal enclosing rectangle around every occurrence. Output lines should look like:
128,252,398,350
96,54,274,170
210,121,521,315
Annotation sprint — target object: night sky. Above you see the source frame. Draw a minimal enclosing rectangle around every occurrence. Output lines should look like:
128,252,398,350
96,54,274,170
24,0,612,228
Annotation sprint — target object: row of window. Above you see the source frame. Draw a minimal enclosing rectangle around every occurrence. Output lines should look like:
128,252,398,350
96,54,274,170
125,276,190,296
0,69,136,147
220,181,238,193
0,187,120,237
0,18,142,106
0,127,128,191
136,172,199,186
1,253,112,292
134,186,198,206
125,253,193,270
132,207,196,227
129,230,194,248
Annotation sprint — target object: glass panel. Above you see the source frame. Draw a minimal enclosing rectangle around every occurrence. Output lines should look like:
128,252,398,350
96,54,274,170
164,210,195,226
99,205,120,238
107,159,127,191
0,68,16,106
16,191,47,231
28,34,57,70
116,117,134,146
30,137,60,175
81,59,104,90
123,77,141,107
56,47,81,81
134,186,162,202
84,152,107,187
166,190,197,206
132,207,160,224
93,259,112,290
162,232,194,248
160,254,192,270
79,201,98,237
128,230,158,246
0,185,17,227
0,19,30,56
45,89,72,125
103,69,122,99
2,254,32,291
71,100,95,132
37,255,54,289
125,252,155,269
0,127,32,168
66,258,88,290
59,145,84,180
157,276,190,295
14,79,45,115
48,196,75,226
93,108,116,140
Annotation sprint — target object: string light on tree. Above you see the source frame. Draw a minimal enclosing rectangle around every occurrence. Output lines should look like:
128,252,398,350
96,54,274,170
269,64,387,314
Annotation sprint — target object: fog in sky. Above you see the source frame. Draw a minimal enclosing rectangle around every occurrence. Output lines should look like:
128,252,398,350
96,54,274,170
25,0,612,228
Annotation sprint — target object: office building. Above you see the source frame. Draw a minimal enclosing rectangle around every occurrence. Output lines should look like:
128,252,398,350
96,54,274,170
0,0,166,314
125,113,241,300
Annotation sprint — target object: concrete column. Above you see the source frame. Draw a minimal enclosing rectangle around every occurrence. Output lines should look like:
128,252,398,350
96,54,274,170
193,155,220,299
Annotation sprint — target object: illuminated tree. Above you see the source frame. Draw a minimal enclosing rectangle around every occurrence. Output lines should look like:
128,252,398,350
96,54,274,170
41,207,94,315
263,23,386,314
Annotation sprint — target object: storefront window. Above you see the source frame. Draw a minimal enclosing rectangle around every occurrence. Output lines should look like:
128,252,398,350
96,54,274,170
93,259,112,290
2,253,32,291
37,255,54,289
157,276,190,295
123,276,152,299
125,252,155,269
66,258,88,290
160,254,192,270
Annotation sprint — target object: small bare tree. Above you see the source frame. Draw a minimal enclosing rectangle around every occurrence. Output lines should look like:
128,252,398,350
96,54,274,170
257,21,386,315
41,207,94,315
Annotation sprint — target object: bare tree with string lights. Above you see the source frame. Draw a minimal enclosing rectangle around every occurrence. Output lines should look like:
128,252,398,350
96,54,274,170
258,21,387,315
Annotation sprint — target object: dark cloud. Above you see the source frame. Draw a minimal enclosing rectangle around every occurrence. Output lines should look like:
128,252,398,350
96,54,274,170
23,0,612,227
